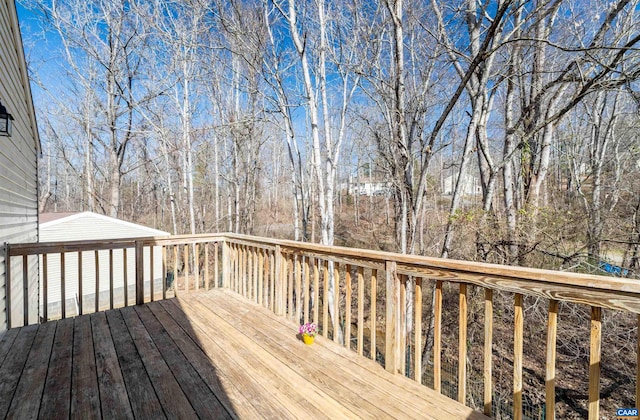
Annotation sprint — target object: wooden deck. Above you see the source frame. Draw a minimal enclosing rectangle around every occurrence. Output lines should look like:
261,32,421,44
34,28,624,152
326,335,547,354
0,289,487,419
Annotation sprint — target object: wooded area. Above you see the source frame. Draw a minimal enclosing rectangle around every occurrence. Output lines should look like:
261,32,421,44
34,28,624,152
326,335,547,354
23,0,640,271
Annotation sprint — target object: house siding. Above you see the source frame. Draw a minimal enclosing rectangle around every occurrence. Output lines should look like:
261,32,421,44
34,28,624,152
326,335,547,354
0,0,40,333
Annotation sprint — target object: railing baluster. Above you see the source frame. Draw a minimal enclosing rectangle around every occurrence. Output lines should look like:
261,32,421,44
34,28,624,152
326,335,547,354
323,260,329,337
546,299,558,420
194,243,199,292
303,256,309,324
109,248,116,309
61,252,66,319
135,240,144,305
184,244,189,293
484,288,494,416
150,245,154,301
162,246,167,300
588,306,601,420
214,242,219,289
514,293,524,420
434,280,442,393
205,243,210,291
287,255,293,319
94,250,99,313
274,245,282,316
333,262,340,343
357,266,364,356
4,243,10,328
173,245,179,294
123,248,128,306
253,248,259,302
400,274,406,376
77,252,83,316
22,255,28,326
345,265,352,349
458,283,467,404
271,250,276,310
42,254,48,322
313,258,319,325
370,269,377,361
295,256,302,322
414,277,422,382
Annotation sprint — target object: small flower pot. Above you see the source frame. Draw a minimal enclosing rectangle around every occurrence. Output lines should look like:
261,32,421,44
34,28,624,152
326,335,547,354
302,333,315,345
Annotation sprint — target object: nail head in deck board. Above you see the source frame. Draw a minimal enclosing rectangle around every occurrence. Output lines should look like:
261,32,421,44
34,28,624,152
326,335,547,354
90,311,134,419
157,299,298,419
71,314,101,418
39,318,74,419
119,306,197,419
105,309,167,419
0,324,39,418
133,304,233,419
6,322,57,419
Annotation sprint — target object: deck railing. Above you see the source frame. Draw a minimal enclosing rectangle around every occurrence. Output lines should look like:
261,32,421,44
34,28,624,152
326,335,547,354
5,232,640,419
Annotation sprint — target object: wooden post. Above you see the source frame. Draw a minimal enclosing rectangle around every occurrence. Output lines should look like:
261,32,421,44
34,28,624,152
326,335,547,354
22,255,28,326
385,261,400,373
546,299,558,420
484,288,493,417
514,293,524,420
458,283,468,404
637,315,640,412
135,240,144,305
588,306,601,420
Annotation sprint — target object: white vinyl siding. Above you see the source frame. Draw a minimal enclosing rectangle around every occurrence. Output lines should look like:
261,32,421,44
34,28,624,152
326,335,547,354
0,0,40,334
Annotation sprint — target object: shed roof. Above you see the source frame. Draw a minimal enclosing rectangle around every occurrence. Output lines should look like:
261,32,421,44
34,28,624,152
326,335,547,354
39,211,170,239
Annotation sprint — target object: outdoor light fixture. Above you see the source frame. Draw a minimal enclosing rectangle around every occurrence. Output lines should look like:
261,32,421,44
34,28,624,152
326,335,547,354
0,101,14,137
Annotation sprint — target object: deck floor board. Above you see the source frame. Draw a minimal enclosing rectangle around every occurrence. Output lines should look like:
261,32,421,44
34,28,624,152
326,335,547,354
0,289,488,420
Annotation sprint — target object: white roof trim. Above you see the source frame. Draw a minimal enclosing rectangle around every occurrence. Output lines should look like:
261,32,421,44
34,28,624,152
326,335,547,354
40,212,170,236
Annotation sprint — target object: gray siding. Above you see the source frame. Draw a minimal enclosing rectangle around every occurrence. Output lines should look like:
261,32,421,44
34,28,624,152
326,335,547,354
0,0,40,333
